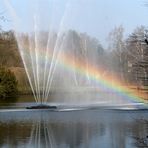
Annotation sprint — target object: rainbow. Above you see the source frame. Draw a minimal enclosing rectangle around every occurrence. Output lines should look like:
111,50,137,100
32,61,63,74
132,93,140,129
57,53,148,105
23,48,148,105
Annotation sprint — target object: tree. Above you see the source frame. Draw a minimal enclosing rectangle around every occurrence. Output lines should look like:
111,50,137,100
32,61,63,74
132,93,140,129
107,25,126,81
126,26,148,87
0,31,22,67
0,67,18,99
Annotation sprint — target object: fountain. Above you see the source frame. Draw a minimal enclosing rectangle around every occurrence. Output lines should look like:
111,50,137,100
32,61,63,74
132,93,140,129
5,0,147,110
1,1,148,148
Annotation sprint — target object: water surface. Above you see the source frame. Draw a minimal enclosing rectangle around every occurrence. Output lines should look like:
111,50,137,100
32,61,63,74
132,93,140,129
0,109,148,148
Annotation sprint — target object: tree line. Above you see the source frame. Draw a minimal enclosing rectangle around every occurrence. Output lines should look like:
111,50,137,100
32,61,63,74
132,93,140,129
108,25,148,88
0,25,147,96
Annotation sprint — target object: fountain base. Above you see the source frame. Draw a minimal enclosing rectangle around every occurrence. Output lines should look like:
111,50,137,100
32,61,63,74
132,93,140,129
26,104,57,109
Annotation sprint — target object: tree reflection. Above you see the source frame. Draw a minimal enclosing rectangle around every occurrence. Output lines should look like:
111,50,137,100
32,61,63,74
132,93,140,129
0,111,106,148
132,119,148,148
27,112,105,148
0,122,31,147
0,111,147,148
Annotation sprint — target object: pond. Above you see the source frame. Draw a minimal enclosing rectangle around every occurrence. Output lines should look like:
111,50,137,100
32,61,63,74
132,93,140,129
0,96,148,148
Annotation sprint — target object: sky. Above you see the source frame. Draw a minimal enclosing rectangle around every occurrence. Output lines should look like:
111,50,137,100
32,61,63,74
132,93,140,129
0,0,148,47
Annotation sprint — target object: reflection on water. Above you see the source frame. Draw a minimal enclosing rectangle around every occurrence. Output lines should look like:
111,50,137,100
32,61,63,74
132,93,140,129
28,118,56,148
0,110,147,148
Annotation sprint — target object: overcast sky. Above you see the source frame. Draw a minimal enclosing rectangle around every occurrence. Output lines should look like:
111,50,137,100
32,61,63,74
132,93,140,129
0,0,148,47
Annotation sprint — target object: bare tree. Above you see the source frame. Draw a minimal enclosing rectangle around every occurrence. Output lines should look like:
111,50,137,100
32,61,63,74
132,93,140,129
126,26,148,88
107,25,126,82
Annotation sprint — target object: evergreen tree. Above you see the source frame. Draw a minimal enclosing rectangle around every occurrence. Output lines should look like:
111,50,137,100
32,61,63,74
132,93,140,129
0,67,18,99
